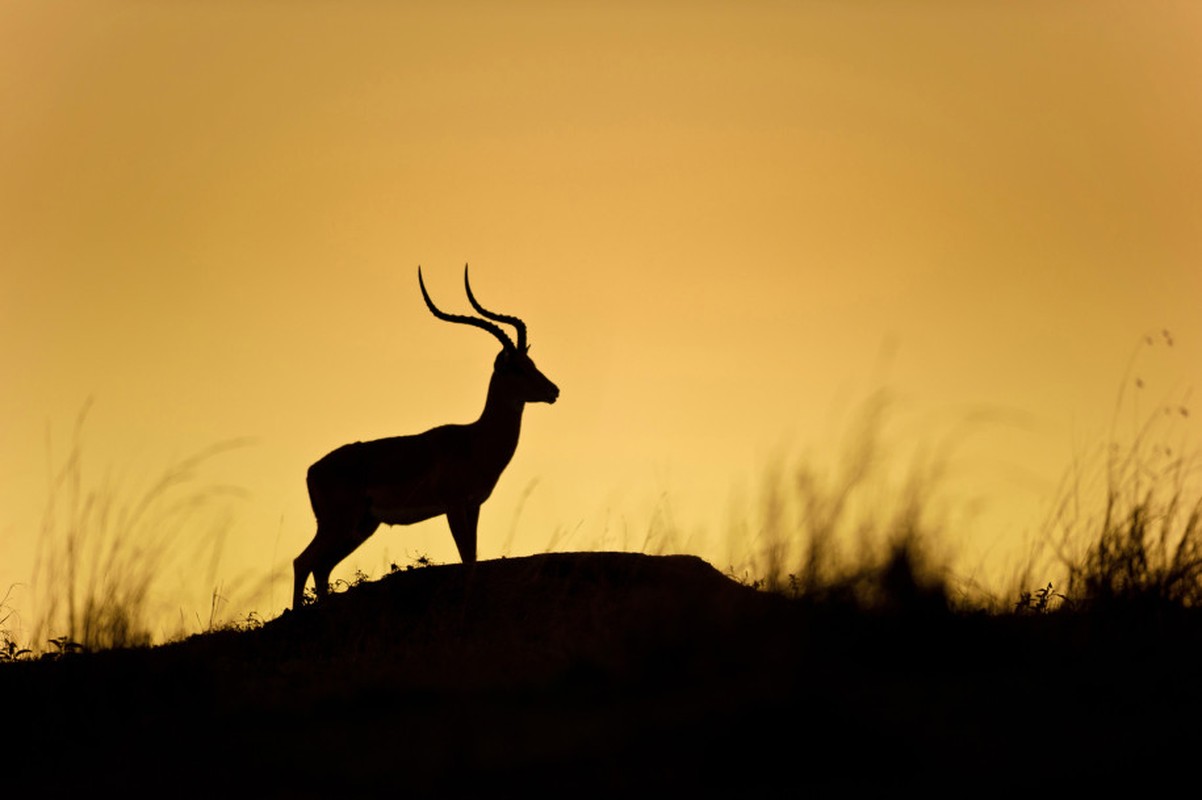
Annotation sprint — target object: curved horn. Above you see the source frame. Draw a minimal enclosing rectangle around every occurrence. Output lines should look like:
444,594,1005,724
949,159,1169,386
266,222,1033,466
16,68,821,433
463,264,528,352
418,266,516,351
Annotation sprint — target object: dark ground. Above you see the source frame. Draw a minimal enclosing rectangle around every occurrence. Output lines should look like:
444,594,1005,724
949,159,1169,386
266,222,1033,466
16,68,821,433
5,552,1201,795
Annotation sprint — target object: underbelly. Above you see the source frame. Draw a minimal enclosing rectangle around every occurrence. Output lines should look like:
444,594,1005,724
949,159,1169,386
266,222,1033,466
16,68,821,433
369,502,444,526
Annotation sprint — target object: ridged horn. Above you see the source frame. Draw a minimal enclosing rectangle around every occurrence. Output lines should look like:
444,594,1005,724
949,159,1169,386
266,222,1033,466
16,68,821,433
463,264,528,352
418,266,516,352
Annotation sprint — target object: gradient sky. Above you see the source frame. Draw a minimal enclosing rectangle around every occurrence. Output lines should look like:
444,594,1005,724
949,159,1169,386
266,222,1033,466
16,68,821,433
2,2,1200,634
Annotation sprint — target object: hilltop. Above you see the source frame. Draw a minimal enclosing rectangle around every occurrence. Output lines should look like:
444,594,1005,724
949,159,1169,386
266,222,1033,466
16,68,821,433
4,551,1201,795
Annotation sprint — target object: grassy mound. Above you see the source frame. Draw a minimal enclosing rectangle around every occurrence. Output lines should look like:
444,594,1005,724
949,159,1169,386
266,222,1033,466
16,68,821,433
6,550,1202,794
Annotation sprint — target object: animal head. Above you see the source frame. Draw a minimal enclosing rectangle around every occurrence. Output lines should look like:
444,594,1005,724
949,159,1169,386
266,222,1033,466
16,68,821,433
492,346,558,405
419,264,559,406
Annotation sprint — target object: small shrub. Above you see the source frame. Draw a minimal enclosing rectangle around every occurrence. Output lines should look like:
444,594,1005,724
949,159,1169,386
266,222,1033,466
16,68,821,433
0,635,33,662
1014,582,1065,614
44,635,86,659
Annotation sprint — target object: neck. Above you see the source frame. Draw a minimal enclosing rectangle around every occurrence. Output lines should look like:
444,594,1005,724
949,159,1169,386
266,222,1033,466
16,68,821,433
477,372,524,448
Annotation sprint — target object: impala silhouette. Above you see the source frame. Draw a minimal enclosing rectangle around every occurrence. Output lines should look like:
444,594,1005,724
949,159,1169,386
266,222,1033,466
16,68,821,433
292,265,559,609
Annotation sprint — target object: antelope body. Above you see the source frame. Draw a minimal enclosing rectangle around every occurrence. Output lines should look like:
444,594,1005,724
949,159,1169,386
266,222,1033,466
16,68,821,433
292,266,558,610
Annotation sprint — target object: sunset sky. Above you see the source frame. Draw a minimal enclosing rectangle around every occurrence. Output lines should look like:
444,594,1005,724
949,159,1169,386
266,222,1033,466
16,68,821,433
2,2,1200,635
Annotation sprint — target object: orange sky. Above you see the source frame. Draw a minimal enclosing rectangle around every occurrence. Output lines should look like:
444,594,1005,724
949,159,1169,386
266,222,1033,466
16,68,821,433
2,2,1200,635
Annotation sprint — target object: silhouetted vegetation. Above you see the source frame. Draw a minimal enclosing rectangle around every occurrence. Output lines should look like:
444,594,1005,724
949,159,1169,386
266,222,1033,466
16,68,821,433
3,361,1198,793
17,402,252,652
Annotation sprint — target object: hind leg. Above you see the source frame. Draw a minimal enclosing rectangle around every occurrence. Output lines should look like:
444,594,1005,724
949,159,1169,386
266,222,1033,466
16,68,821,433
293,533,325,610
293,514,380,609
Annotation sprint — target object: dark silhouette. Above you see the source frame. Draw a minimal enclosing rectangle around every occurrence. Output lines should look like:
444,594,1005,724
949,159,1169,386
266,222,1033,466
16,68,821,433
10,550,1202,795
292,265,559,610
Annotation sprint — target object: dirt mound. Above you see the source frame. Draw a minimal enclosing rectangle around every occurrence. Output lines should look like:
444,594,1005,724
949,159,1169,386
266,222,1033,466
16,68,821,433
5,553,807,795
230,552,789,680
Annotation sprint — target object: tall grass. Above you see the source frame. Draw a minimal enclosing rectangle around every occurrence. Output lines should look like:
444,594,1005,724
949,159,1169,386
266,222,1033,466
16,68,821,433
28,403,249,651
730,389,956,613
1046,336,1202,611
728,334,1201,618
